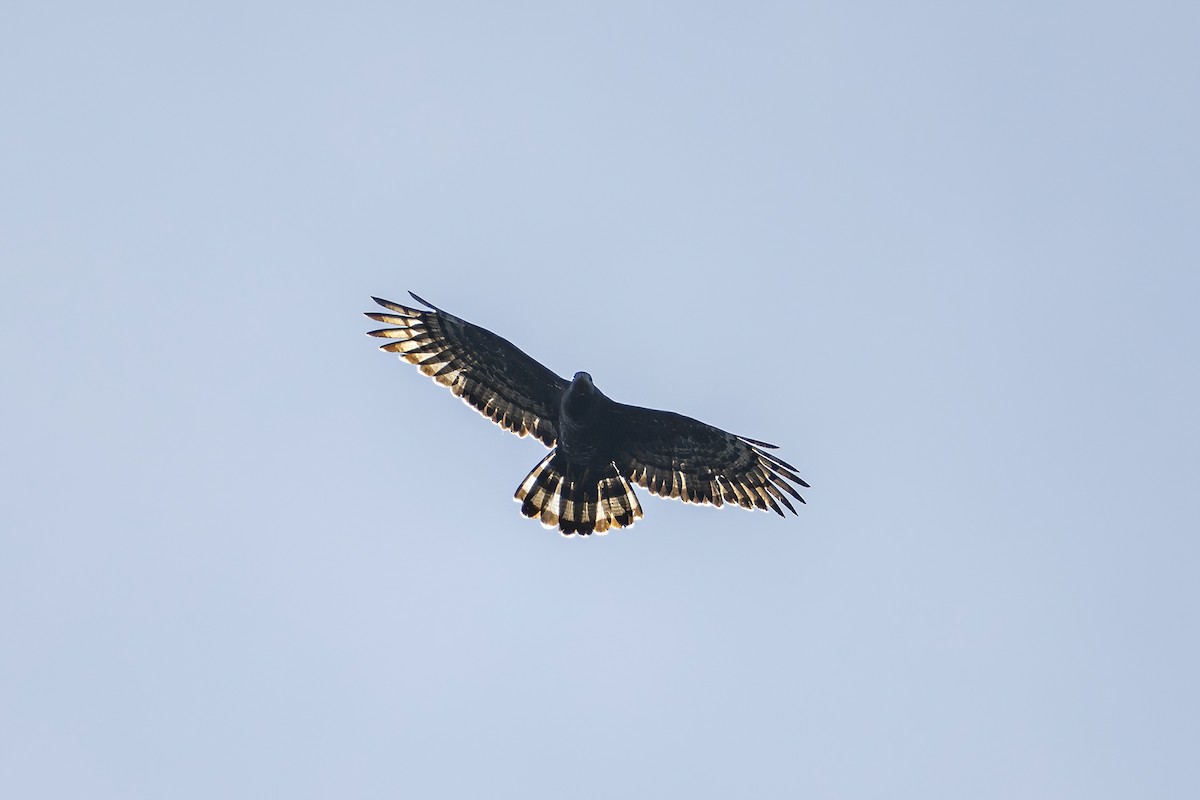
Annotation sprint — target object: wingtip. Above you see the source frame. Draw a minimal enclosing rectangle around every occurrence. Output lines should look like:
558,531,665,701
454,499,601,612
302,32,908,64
370,295,431,318
370,296,391,308
365,302,391,329
740,435,779,450
407,291,441,312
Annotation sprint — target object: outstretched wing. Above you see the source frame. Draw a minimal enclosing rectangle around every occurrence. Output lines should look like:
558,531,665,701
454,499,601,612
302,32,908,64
611,404,808,516
366,293,567,447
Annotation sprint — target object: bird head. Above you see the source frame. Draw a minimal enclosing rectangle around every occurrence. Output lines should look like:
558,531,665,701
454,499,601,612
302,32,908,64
564,371,597,412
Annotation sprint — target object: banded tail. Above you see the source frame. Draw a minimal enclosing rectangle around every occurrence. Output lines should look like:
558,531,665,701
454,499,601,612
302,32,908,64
515,450,644,536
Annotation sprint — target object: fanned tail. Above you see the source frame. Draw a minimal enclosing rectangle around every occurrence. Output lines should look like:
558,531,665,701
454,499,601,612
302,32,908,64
514,450,643,536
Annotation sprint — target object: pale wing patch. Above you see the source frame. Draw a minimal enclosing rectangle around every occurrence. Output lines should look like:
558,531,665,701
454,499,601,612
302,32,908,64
367,295,563,447
623,428,807,518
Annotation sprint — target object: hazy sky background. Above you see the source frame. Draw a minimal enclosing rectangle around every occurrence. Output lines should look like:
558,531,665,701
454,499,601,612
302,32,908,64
3,1,1198,797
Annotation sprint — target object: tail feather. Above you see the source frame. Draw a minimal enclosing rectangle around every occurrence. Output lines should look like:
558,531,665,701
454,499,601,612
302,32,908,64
515,450,643,536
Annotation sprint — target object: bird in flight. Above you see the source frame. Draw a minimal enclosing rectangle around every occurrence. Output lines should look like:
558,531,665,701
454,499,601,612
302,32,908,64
366,293,808,536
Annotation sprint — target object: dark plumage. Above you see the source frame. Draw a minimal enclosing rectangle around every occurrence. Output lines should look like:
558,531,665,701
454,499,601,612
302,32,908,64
366,292,808,536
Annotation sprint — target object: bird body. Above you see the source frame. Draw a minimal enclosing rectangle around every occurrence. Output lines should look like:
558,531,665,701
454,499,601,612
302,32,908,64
558,372,612,468
366,292,807,536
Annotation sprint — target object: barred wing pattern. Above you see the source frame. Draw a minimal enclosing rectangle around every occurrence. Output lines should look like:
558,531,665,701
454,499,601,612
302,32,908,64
612,405,809,516
366,294,568,447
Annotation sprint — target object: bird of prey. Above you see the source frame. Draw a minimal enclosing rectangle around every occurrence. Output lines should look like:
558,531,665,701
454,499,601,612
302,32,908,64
366,292,808,536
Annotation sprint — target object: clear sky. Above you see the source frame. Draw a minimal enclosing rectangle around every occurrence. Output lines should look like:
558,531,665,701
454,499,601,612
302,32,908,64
3,1,1197,797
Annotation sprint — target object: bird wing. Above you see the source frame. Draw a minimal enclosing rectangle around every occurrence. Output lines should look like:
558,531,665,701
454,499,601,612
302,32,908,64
366,293,567,447
610,404,808,516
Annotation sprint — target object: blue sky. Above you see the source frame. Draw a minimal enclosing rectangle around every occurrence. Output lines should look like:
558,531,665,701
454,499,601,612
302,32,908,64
3,2,1198,797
